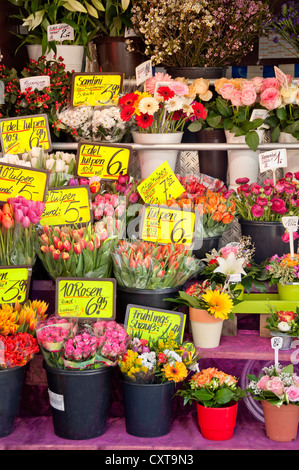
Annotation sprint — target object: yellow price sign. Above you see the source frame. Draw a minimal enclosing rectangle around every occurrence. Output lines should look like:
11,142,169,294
55,278,116,319
137,161,185,205
0,114,51,154
0,266,31,303
124,304,186,342
140,204,196,245
41,185,93,226
0,163,49,203
76,142,132,180
71,73,124,107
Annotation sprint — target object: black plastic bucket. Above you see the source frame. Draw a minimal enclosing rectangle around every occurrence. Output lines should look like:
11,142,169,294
44,362,113,440
121,379,175,437
193,236,220,259
0,365,26,437
116,285,182,323
239,219,298,264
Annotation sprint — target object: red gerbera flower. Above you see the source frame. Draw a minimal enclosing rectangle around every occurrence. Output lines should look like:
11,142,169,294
136,113,153,129
118,92,139,109
120,105,135,121
191,102,207,119
157,86,175,101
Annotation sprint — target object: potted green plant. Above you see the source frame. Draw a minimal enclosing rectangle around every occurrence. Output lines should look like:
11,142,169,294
7,0,104,70
92,0,147,78
177,367,246,440
264,305,299,350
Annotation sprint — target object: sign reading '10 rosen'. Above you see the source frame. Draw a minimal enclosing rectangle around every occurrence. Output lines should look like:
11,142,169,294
0,163,49,203
139,204,196,245
76,142,131,180
56,278,116,319
0,266,31,303
40,185,93,226
0,114,51,154
71,73,123,107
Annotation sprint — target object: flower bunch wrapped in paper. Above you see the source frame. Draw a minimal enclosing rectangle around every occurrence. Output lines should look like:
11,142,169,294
201,236,266,293
92,106,129,142
37,316,130,370
265,305,299,337
119,332,199,384
0,196,45,266
112,240,202,289
36,221,117,279
166,182,235,238
177,367,246,407
246,364,299,406
232,172,299,221
0,299,48,369
1,147,77,188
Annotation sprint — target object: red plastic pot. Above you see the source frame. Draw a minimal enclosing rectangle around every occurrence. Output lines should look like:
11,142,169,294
196,402,238,440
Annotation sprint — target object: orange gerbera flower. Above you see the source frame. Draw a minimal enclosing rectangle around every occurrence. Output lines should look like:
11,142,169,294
163,361,188,383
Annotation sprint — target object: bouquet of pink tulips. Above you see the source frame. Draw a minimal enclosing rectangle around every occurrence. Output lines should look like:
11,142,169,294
36,221,117,279
0,196,45,266
36,315,130,370
112,240,202,289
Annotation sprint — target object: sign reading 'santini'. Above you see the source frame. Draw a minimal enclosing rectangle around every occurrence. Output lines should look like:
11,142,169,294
0,114,51,154
71,73,123,107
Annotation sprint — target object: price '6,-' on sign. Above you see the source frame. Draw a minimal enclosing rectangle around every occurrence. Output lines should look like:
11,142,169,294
55,277,116,319
76,142,132,180
0,114,51,155
40,185,93,227
139,204,196,245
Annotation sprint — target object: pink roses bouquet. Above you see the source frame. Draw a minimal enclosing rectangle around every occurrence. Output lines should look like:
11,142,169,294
247,364,299,407
37,316,130,370
232,172,299,221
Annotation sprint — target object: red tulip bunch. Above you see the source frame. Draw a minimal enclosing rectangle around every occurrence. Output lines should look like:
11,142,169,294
36,222,115,279
112,240,201,289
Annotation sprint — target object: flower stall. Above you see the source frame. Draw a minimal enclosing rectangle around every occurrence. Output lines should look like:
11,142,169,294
0,0,299,454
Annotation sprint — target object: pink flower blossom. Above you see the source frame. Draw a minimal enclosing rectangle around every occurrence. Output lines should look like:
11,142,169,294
230,89,243,106
241,86,257,106
251,204,264,218
265,377,284,397
256,375,270,390
260,87,282,110
285,385,299,402
271,198,288,214
260,77,280,92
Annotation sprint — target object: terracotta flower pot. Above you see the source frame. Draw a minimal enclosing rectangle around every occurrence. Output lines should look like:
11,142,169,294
189,308,223,349
262,400,299,442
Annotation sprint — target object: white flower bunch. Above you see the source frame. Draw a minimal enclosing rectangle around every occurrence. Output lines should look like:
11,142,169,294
57,106,94,139
140,351,157,370
92,106,127,142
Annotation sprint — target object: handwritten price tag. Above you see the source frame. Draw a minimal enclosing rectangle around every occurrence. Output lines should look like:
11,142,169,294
137,161,185,205
274,66,289,88
0,163,49,203
20,76,51,93
76,142,132,180
140,204,196,245
56,277,116,319
71,73,123,107
135,59,152,86
124,304,186,342
40,185,93,226
282,216,298,258
271,336,283,368
47,23,74,42
259,149,287,173
0,266,31,303
0,114,51,154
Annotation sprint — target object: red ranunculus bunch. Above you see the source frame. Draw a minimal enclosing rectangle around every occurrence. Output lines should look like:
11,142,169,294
233,172,299,221
0,332,39,369
0,196,45,266
36,222,115,279
118,80,207,133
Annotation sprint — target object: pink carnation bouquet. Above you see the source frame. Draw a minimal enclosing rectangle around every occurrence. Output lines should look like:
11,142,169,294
246,364,299,407
232,172,299,221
